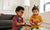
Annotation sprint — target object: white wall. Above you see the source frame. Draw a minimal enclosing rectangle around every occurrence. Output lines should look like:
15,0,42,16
40,0,44,13
0,0,40,19
0,0,40,14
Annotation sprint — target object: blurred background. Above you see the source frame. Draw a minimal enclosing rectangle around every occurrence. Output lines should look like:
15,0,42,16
0,0,50,30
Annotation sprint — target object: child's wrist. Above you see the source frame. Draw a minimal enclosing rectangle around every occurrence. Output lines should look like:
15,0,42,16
37,23,41,25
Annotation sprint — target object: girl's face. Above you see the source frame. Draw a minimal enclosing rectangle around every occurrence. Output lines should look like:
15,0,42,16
32,9,39,16
16,10,24,17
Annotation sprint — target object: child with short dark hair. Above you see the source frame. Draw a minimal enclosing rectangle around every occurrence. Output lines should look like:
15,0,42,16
29,5,43,30
12,6,26,30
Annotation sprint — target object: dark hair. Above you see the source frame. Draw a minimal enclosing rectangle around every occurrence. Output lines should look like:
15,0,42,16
15,6,24,12
32,5,39,12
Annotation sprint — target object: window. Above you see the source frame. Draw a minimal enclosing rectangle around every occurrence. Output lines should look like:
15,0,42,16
3,0,13,10
40,0,50,13
44,0,50,12
0,0,2,10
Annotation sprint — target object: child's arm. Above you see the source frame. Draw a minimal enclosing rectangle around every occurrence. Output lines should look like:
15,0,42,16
23,20,26,25
16,20,26,26
39,16,43,24
23,20,26,24
16,22,25,26
13,17,25,26
17,18,26,26
20,20,26,26
29,17,34,25
37,16,43,25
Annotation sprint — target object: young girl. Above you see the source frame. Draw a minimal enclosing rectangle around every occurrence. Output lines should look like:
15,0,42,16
29,5,43,30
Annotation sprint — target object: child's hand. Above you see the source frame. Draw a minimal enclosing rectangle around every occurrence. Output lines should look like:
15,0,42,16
21,22,26,25
31,23,34,26
22,21,26,25
37,23,41,25
21,23,25,25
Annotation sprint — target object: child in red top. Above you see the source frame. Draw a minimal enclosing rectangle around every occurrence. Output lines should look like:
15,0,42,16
12,6,26,30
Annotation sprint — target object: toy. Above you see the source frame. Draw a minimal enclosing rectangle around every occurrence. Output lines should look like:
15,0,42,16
35,21,38,25
32,20,38,25
19,28,21,30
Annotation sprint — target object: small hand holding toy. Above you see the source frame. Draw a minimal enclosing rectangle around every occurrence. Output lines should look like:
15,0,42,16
37,23,41,26
35,21,38,25
32,20,38,25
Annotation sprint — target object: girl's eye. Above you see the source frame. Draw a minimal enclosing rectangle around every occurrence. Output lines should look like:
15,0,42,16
21,12,23,14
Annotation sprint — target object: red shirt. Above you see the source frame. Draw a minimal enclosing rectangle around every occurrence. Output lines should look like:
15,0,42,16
12,16,23,30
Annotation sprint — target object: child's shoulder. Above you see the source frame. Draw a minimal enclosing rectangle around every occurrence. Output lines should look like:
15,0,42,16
31,15,41,17
39,15,42,17
12,16,17,19
38,15,41,17
38,15,42,18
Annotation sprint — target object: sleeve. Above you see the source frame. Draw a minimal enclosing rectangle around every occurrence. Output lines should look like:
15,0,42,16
12,16,17,26
39,16,43,24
